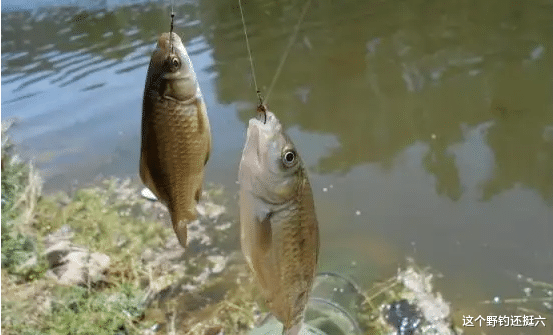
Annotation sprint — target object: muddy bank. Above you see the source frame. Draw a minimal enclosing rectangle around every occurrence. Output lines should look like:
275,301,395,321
1,121,471,335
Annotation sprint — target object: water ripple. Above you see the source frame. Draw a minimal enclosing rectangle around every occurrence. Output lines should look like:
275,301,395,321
52,53,92,69
59,59,120,87
18,70,56,90
115,60,150,74
3,51,29,61
50,56,103,84
3,91,43,104
81,83,106,92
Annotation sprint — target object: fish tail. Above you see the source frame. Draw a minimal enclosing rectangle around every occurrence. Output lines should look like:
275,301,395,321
284,323,302,335
171,209,196,248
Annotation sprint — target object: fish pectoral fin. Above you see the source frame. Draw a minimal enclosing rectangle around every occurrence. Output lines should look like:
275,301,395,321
249,212,274,292
195,187,202,202
139,151,159,199
204,136,211,166
257,212,273,254
139,146,168,203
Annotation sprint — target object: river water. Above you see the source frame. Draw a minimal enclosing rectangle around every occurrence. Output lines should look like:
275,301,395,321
2,0,552,333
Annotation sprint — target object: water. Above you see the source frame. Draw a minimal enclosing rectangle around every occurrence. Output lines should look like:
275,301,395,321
2,0,552,333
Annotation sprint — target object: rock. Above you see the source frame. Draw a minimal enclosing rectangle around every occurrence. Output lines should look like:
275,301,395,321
385,299,422,334
45,240,86,267
196,202,226,221
398,267,455,335
50,250,110,286
43,240,110,286
207,255,227,275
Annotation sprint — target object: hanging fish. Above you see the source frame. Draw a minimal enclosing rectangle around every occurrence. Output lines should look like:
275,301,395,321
139,31,211,248
238,106,320,335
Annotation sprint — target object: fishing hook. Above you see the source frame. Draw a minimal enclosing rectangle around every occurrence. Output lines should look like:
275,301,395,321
257,101,267,124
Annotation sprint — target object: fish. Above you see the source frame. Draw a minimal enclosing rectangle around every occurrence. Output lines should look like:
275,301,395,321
139,32,211,249
238,105,320,335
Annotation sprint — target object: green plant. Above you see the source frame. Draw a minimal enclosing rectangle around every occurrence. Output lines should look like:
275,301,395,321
45,284,147,335
1,124,46,280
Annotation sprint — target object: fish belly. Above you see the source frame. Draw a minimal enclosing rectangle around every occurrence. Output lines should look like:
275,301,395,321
141,96,210,246
246,195,318,331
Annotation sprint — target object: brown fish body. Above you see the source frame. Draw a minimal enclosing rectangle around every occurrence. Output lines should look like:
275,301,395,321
239,110,319,334
140,32,211,248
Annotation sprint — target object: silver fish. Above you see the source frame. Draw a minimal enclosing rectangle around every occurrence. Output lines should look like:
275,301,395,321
140,32,211,248
238,106,319,335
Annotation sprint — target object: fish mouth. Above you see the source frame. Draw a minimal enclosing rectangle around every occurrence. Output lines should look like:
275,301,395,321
246,109,280,166
256,104,268,124
250,109,277,129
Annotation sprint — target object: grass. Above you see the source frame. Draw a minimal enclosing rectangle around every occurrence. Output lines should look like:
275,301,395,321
1,121,261,335
1,123,47,281
1,123,163,334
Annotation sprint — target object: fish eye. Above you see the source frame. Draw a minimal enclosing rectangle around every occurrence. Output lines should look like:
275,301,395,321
282,149,297,168
169,56,180,71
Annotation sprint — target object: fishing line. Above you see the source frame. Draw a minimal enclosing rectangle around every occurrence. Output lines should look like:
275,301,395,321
170,0,175,53
238,0,263,106
264,0,312,105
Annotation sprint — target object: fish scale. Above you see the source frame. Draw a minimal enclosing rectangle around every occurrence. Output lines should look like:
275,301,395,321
280,181,318,327
140,32,211,249
239,111,319,335
150,100,207,205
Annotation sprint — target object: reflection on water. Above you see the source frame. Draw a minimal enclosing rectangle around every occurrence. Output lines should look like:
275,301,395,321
1,1,209,187
2,0,552,333
204,0,553,204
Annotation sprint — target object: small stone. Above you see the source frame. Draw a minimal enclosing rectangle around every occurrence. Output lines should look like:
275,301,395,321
431,134,437,140
323,188,328,192
207,255,227,274
215,222,232,231
47,245,110,286
196,202,226,221
355,210,361,216
141,248,155,263
45,241,79,267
